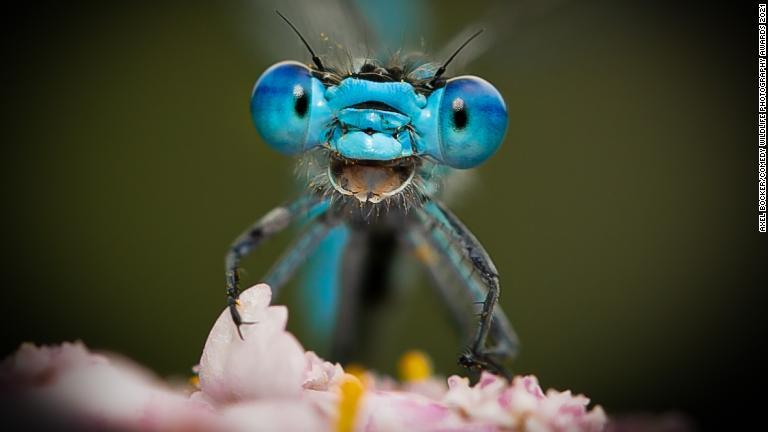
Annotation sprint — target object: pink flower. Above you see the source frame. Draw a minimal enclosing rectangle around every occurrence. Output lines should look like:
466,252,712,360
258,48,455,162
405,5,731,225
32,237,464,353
0,342,218,431
197,283,307,403
194,283,334,430
358,390,497,431
302,351,346,392
1,284,608,432
219,399,327,431
443,372,607,432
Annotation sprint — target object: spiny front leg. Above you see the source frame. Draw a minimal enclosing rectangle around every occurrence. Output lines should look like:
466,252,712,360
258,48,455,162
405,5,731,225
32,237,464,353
417,200,516,379
225,268,253,339
225,196,326,338
456,273,511,379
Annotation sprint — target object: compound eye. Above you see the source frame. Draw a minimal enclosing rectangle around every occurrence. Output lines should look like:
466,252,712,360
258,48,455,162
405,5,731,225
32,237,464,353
437,76,508,169
250,61,314,154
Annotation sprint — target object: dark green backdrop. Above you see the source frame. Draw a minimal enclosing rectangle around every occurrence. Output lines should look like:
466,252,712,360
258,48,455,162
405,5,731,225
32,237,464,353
3,1,764,429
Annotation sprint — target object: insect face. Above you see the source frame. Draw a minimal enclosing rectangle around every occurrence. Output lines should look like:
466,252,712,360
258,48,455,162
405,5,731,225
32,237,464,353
250,60,507,203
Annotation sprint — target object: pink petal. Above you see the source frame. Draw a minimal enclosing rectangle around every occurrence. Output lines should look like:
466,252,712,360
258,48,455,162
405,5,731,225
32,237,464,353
1,342,220,431
221,399,327,432
198,284,307,403
360,390,497,432
303,351,345,391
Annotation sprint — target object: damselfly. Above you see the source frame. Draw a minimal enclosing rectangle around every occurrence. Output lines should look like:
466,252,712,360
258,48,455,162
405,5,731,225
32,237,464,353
225,10,518,377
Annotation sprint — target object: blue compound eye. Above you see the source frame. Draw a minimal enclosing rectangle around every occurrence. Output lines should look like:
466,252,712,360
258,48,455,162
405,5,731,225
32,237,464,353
437,76,508,169
250,61,315,154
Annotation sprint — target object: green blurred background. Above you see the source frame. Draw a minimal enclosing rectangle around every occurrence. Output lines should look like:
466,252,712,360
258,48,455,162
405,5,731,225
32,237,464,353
2,0,764,429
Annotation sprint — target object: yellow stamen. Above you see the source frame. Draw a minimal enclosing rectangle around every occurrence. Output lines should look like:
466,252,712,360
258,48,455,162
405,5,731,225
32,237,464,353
398,350,433,382
336,373,365,432
188,375,200,389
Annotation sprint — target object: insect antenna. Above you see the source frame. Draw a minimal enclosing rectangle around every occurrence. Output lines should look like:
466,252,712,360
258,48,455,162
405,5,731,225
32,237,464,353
275,10,325,72
429,29,484,86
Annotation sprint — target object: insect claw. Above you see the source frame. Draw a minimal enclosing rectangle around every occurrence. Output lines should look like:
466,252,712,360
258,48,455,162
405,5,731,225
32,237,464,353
235,321,257,340
229,302,257,340
458,347,513,380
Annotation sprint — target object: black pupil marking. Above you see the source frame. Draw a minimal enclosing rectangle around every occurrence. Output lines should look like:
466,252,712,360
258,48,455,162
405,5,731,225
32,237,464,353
452,98,468,130
294,86,308,117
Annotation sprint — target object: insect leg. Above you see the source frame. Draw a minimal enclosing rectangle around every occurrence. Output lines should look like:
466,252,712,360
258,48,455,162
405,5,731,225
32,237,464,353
404,229,473,334
411,222,519,378
262,217,335,297
415,200,517,378
225,195,327,338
